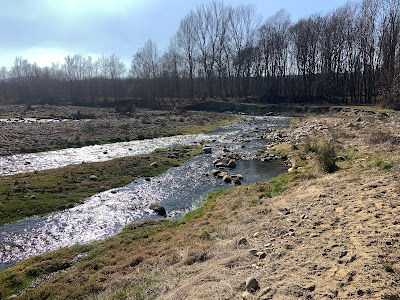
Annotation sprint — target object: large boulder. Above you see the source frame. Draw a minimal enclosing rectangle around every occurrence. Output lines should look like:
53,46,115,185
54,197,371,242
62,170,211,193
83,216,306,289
149,202,166,217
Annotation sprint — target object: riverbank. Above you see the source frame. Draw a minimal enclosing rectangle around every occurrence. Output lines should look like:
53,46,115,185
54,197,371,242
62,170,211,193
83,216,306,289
1,106,400,299
0,105,235,155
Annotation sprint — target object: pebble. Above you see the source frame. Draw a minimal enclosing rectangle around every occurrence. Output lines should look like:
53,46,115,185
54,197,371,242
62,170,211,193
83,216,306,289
245,277,260,292
256,251,266,259
249,249,259,255
235,238,247,246
258,287,272,297
150,162,158,167
89,175,99,181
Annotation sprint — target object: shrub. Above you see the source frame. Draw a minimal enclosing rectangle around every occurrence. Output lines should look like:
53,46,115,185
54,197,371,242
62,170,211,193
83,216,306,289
317,142,338,173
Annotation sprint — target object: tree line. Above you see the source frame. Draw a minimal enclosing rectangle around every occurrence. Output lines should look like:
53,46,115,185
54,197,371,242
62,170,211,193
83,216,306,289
0,0,399,108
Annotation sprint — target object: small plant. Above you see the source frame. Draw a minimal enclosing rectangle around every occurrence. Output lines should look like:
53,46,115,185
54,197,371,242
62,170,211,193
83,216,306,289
304,137,318,153
317,141,338,173
371,158,395,170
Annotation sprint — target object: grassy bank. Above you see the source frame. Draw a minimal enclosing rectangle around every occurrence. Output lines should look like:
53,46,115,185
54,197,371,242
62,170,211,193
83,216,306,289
0,145,201,226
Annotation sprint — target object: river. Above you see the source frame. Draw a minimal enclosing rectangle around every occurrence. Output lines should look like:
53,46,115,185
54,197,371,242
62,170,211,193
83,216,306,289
0,116,290,270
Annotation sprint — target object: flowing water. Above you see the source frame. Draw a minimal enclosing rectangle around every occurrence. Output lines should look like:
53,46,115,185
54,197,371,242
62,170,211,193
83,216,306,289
0,116,290,270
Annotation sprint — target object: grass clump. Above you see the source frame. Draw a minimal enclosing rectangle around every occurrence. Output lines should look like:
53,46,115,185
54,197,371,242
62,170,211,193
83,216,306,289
370,157,395,170
316,141,338,173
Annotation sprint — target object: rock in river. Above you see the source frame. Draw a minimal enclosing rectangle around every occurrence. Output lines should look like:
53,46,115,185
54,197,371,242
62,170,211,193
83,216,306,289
149,203,166,217
227,160,237,169
211,169,221,176
223,175,232,183
202,147,212,154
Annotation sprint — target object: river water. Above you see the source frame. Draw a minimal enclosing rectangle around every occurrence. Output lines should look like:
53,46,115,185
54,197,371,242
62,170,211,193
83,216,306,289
0,116,290,270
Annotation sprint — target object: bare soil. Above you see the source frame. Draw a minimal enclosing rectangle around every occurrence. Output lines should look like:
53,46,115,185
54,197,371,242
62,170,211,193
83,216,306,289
0,105,231,155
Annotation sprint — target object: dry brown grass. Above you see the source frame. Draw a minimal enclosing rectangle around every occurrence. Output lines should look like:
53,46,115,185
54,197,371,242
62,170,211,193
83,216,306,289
368,130,399,145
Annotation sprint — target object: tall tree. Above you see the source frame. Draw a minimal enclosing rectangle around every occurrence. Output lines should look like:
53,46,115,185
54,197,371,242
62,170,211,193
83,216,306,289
177,11,197,99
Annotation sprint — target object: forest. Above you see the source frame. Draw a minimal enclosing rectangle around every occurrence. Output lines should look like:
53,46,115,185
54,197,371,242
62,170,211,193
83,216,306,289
0,0,399,109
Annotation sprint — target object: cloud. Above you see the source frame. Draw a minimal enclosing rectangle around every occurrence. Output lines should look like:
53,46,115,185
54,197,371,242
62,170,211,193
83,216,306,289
0,0,352,69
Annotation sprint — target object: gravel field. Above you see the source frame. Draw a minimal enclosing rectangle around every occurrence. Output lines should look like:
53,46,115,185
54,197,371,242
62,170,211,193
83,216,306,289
0,105,231,155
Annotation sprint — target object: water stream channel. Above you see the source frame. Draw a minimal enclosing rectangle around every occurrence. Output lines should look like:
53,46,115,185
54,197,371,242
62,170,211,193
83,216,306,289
0,116,290,270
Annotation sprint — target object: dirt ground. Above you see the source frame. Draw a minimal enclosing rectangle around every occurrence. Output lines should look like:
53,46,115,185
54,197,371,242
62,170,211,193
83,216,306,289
0,105,230,155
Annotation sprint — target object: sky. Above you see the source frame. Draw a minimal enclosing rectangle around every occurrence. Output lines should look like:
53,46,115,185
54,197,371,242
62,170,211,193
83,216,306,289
0,0,352,70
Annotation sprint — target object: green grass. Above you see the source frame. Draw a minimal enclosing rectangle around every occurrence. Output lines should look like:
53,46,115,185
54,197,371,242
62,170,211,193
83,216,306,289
0,146,201,226
370,157,395,170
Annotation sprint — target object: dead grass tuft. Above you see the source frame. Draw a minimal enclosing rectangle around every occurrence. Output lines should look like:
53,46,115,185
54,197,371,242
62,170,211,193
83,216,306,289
368,130,399,145
183,249,212,265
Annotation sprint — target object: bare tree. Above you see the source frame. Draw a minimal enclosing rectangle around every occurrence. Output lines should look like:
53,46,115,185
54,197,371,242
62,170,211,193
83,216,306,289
378,0,400,106
130,39,159,101
108,54,126,100
258,9,291,98
177,11,198,99
228,4,260,97
159,35,183,101
290,15,322,98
